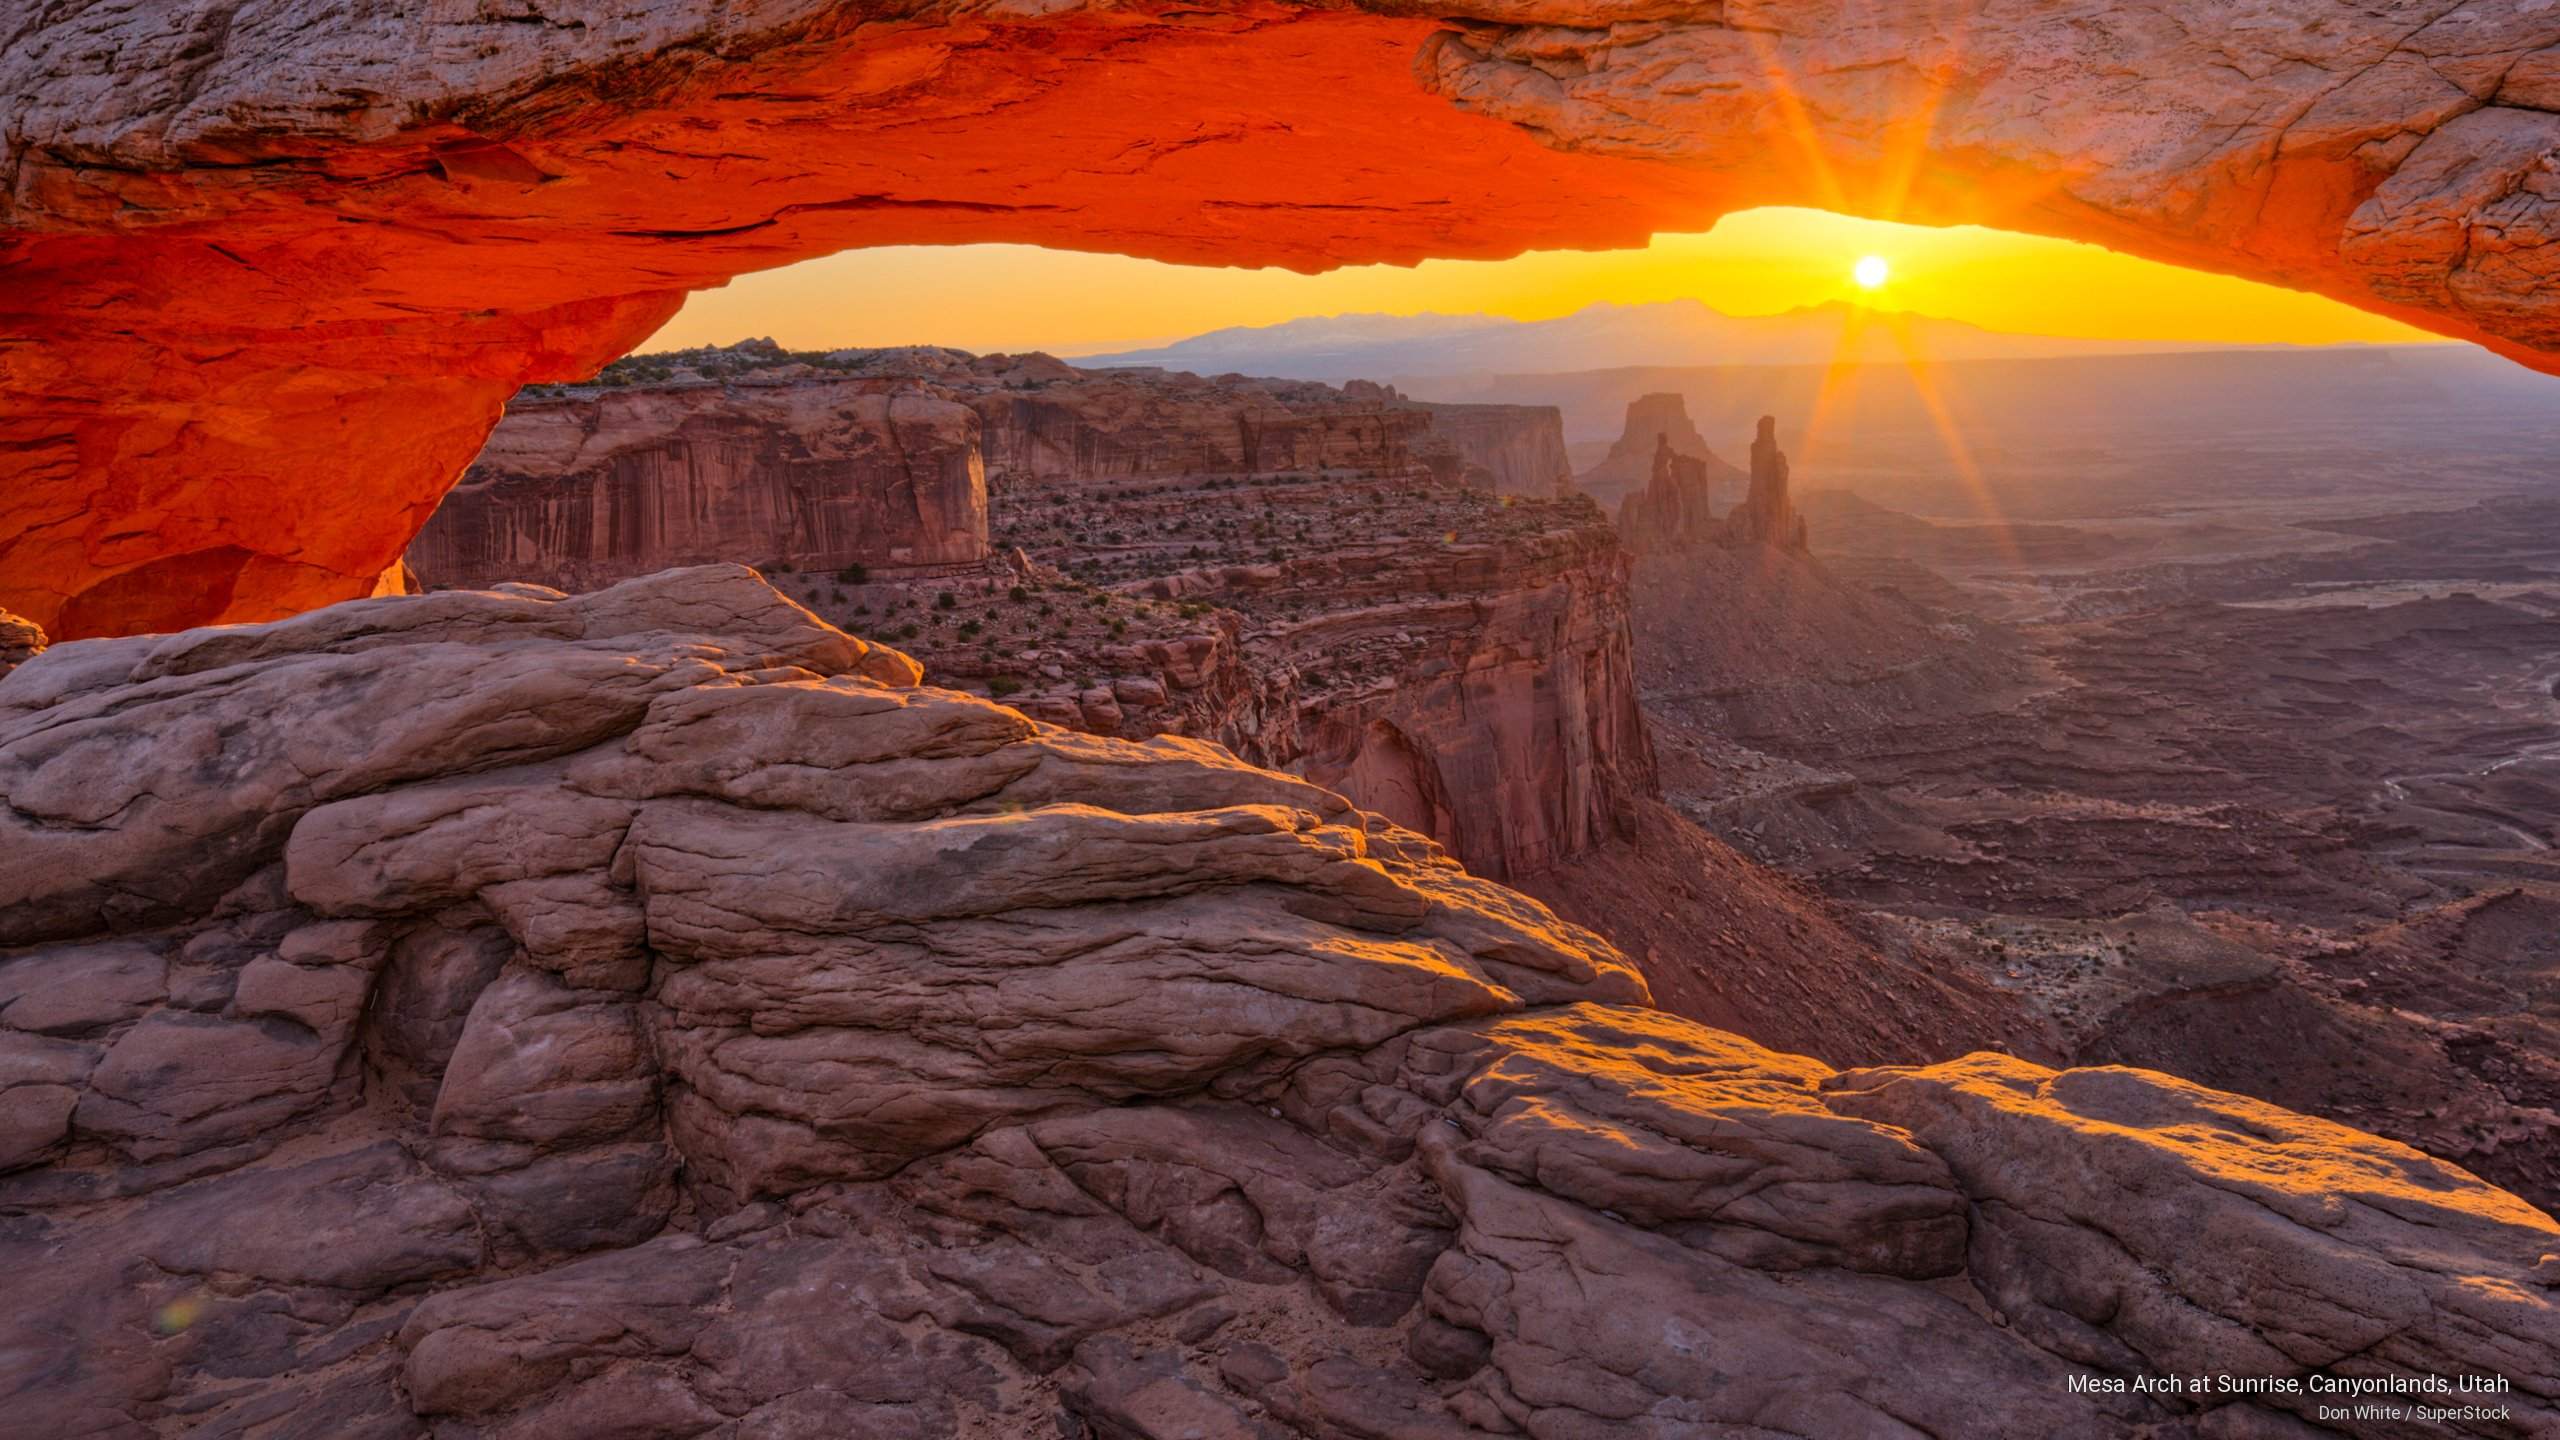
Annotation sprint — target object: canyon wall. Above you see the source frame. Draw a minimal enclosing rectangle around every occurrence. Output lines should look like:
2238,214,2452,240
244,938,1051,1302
414,349,1650,882
407,380,988,593
1147,512,1652,883
4,569,2553,1440
818,481,1650,884
971,364,1443,490
955,359,1653,880
1407,401,1575,498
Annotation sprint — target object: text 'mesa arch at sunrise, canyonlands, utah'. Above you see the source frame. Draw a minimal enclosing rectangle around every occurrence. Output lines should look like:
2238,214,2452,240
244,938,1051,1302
8,0,2560,639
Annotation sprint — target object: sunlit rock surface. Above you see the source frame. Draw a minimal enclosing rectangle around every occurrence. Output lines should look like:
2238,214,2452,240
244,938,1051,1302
1,569,2553,1438
10,1,2560,634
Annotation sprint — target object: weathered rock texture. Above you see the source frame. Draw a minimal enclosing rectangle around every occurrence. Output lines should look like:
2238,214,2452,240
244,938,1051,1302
1,569,2554,1438
11,1,2560,635
424,347,1642,881
407,376,989,593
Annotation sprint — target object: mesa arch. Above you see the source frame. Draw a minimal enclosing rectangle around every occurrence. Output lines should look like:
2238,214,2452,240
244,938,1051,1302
5,0,2557,639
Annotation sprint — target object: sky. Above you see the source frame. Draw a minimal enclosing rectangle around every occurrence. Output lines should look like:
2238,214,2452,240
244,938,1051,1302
643,207,2445,358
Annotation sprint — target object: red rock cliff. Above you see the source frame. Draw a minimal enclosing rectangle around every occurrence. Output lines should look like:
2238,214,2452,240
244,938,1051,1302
403,348,1653,881
969,363,1443,490
407,375,988,593
10,2,2560,635
1407,400,1576,497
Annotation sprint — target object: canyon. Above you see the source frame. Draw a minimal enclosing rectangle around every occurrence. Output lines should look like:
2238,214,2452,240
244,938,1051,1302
14,6,2560,1436
13,1,2560,635
402,343,2560,1234
412,346,1623,884
1607,358,2560,1217
5,566,2554,1440
11,342,2560,1435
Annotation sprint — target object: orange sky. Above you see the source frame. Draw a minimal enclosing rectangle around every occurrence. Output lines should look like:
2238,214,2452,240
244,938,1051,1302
645,207,2445,358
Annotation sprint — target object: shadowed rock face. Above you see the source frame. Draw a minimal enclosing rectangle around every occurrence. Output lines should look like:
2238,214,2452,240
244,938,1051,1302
1728,414,1810,553
2,568,2554,1438
10,1,2560,635
408,380,991,593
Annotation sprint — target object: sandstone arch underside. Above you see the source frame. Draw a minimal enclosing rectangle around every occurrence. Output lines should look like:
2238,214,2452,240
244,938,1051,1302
5,0,2558,637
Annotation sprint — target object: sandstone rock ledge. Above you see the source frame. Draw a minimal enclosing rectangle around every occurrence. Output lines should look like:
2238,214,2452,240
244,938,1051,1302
0,567,2552,1440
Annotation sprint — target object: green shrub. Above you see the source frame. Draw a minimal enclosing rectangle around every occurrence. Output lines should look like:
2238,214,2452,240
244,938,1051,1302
836,563,870,584
988,676,1023,698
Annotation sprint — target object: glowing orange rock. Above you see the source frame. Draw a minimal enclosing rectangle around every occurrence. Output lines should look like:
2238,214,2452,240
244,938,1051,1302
7,1,2559,635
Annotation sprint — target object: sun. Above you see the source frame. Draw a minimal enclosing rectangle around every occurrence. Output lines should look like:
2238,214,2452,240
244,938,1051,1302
1852,255,1891,289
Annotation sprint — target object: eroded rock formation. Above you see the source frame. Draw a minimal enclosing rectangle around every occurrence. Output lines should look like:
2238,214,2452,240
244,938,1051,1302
1576,392,1739,512
407,375,989,593
1,568,2554,1438
1616,435,1721,553
975,363,1441,489
1618,414,1809,555
11,1,2560,635
1728,414,1811,553
0,609,45,683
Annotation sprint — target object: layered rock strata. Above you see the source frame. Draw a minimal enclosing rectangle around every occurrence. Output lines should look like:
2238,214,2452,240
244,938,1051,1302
407,377,989,593
2,569,2555,1439
422,348,1647,882
13,2,2560,634
972,361,1443,489
1404,400,1575,498
783,475,1648,883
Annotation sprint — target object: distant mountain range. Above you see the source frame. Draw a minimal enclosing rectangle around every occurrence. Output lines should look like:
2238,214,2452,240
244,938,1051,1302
1072,299,2340,379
